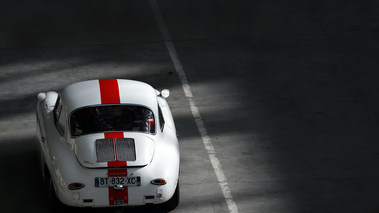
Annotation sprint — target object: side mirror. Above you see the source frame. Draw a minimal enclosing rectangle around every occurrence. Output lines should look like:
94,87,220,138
37,91,58,112
37,92,46,101
161,89,170,98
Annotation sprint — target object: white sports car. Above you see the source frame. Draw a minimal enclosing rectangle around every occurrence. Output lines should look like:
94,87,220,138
36,79,180,210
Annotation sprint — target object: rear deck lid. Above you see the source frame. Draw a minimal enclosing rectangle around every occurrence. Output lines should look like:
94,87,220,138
74,133,155,168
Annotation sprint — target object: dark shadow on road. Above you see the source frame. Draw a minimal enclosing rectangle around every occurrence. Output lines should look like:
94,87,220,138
0,0,162,48
1,1,379,212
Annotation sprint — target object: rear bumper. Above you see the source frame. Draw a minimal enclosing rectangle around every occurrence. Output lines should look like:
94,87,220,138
55,166,178,208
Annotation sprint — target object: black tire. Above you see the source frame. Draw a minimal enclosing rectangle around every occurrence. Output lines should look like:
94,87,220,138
45,171,65,212
163,180,180,211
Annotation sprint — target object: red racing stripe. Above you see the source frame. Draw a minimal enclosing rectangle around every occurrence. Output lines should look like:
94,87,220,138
108,187,128,205
99,79,121,104
104,132,128,205
99,80,128,205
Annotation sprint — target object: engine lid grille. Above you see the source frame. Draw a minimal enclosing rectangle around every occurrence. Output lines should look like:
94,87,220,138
95,138,136,163
95,138,115,162
116,138,136,161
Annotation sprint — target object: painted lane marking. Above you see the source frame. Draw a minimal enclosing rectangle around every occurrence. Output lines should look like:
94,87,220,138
149,1,239,213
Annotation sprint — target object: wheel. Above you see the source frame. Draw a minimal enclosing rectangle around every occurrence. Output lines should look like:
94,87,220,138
163,180,180,210
45,170,65,212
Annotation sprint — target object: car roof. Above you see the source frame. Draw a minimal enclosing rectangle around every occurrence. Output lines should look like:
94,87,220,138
61,79,158,113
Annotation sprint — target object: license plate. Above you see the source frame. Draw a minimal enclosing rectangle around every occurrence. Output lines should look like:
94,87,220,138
95,176,141,187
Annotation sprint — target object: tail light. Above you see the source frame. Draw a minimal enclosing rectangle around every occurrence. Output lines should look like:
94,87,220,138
68,183,85,190
150,178,167,185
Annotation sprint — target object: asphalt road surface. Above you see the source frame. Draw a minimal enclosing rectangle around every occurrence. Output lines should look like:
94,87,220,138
0,1,379,213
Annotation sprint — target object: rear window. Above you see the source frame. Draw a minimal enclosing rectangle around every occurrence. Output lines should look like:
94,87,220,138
70,105,155,137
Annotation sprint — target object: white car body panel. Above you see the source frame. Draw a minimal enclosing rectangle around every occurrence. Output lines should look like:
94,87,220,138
36,79,179,208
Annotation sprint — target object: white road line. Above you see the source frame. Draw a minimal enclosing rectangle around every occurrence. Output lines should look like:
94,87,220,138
149,1,239,213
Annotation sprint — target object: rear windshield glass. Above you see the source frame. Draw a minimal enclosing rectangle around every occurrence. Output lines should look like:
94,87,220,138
70,105,155,137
